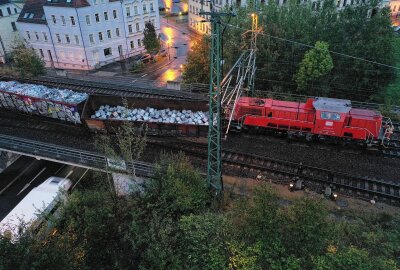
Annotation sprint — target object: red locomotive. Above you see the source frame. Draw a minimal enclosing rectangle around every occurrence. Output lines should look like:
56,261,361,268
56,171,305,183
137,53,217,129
229,96,393,145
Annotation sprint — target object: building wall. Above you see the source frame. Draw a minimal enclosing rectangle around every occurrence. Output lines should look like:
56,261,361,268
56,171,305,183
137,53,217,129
0,3,23,63
17,0,160,70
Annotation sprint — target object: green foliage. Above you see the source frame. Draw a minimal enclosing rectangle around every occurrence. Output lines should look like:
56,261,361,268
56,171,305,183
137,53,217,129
178,213,229,269
223,1,395,101
130,61,145,73
12,43,45,78
313,246,398,270
1,161,399,269
384,38,400,105
143,22,160,52
182,36,211,84
294,41,334,94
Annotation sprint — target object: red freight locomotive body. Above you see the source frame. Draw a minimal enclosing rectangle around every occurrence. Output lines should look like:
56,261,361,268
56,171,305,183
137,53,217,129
231,97,387,143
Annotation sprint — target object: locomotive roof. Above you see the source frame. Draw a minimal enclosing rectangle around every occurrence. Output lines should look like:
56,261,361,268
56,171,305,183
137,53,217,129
313,97,352,113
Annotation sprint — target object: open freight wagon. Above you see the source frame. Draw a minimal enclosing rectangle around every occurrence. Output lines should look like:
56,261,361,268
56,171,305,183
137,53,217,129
81,95,209,136
0,83,86,124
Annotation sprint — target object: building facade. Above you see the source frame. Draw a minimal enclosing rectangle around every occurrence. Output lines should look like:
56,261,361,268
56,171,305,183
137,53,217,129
0,0,22,63
188,0,246,34
17,0,160,70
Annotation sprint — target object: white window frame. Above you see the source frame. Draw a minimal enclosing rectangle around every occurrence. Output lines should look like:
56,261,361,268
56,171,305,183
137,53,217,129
86,15,91,25
61,15,66,25
89,34,94,44
70,16,76,26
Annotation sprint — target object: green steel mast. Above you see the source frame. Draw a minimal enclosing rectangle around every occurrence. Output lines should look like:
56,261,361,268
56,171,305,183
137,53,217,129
200,2,234,193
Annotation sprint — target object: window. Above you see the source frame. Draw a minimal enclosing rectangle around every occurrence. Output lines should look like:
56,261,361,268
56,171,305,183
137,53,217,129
98,32,103,41
14,8,17,13
7,7,11,15
75,35,79,44
95,13,100,22
0,10,3,16
26,31,31,40
137,39,141,47
65,34,70,43
134,6,138,14
104,47,112,56
104,11,108,20
107,29,111,38
56,33,61,43
34,31,39,40
116,27,120,37
51,15,56,24
130,40,134,49
39,49,44,58
61,15,66,25
11,22,17,31
70,16,76,25
151,19,155,25
128,24,133,33
86,15,91,25
126,6,131,16
150,3,154,12
100,0,105,3
89,34,94,44
113,9,117,19
320,112,340,121
143,4,147,13
135,22,140,31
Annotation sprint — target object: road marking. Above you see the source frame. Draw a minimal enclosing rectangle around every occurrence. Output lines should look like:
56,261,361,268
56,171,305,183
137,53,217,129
71,169,89,191
17,167,47,196
65,170,74,179
141,74,148,77
132,79,137,82
54,165,65,175
0,161,36,195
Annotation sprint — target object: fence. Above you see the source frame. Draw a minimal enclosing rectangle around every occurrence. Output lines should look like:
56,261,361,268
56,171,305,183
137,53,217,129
0,134,154,177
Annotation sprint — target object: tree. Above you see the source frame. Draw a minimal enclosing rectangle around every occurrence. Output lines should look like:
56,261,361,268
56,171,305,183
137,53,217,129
12,43,45,77
143,22,160,52
182,36,210,84
294,41,333,94
222,1,395,101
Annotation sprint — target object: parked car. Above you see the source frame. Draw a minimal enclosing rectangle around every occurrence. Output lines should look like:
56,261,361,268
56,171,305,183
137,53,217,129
132,53,153,64
151,48,168,58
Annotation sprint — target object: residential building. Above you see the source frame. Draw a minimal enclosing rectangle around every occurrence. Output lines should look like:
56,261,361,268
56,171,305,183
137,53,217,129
188,0,245,34
0,0,22,63
17,0,160,70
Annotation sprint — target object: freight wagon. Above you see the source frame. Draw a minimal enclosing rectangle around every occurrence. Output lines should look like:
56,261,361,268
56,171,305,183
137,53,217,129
81,95,209,136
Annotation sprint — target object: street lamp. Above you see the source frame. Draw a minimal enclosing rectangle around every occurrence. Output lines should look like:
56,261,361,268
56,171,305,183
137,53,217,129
165,7,170,23
167,40,171,61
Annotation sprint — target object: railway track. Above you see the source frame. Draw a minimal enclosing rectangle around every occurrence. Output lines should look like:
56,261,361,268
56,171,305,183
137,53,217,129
0,75,207,101
382,122,400,158
149,139,400,204
0,110,89,135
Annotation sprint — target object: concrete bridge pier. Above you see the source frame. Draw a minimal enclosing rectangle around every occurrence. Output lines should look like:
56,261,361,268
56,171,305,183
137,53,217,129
0,151,20,173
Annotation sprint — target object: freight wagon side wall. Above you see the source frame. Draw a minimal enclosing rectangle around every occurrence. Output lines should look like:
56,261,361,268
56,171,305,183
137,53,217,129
81,95,208,136
0,90,85,124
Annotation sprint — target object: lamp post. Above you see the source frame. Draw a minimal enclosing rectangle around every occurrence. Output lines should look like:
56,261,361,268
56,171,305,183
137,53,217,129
165,7,170,23
167,40,171,61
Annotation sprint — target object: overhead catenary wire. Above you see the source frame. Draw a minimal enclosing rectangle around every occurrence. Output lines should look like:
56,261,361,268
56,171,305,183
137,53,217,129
221,21,400,71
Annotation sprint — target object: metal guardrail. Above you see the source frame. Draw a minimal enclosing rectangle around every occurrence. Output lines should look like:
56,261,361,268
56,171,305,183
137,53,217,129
0,134,154,177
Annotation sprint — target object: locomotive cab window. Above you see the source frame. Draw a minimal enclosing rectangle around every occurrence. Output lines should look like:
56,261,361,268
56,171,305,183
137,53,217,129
321,112,340,121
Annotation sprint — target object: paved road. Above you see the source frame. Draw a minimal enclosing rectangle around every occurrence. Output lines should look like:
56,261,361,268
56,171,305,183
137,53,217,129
148,16,200,86
0,156,89,221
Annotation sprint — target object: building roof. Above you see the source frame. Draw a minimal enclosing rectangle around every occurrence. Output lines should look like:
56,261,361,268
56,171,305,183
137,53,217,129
313,97,352,113
17,0,47,24
0,0,11,5
44,0,90,8
17,0,90,25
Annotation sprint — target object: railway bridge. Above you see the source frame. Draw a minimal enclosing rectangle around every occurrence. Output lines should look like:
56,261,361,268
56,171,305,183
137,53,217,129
0,134,154,177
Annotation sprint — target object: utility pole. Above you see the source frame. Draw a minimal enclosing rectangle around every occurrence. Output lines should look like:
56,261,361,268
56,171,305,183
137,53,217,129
200,0,234,193
249,0,259,96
